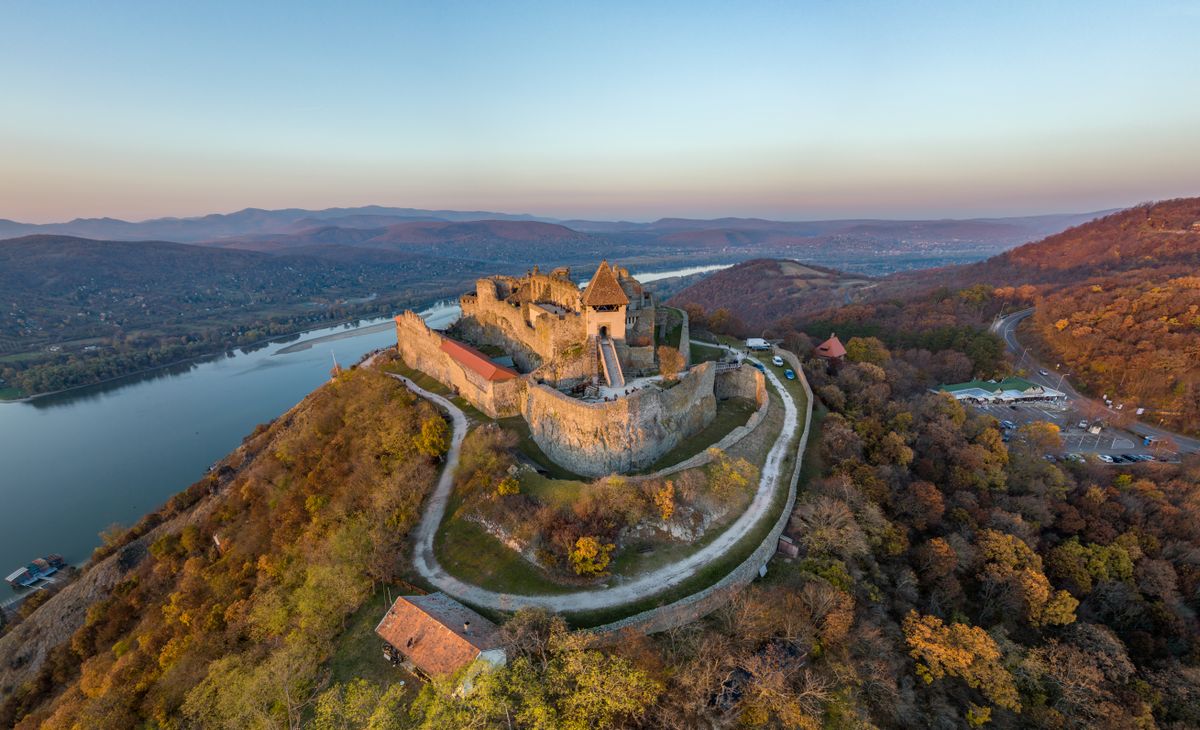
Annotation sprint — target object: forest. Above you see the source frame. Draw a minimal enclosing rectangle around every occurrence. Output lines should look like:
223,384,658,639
1,367,447,728
0,235,488,397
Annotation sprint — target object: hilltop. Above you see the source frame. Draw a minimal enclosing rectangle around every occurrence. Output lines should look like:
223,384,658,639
667,258,873,332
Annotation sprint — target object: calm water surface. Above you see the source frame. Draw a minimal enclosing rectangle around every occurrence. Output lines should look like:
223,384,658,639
0,265,726,575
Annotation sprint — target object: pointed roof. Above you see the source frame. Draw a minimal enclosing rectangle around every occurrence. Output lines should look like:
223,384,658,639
815,333,846,359
582,260,629,307
375,593,502,677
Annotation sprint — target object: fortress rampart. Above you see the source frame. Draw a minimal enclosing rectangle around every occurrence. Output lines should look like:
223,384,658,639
395,261,741,478
394,312,525,418
523,362,718,477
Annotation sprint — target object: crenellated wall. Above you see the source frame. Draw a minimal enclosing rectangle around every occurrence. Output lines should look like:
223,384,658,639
524,362,718,477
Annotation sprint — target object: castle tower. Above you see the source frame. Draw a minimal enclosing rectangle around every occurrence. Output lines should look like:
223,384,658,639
581,260,629,342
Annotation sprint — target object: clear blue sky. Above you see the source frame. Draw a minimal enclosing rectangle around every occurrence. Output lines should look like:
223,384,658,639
3,1,1198,222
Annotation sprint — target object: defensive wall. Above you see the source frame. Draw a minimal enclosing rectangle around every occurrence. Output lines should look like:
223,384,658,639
590,347,813,638
457,277,587,370
524,362,719,477
636,364,769,480
394,312,525,419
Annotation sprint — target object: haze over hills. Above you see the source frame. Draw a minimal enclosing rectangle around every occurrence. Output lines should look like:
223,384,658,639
0,206,1111,268
676,197,1200,433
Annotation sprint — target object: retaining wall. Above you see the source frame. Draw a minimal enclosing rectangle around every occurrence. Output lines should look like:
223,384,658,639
524,362,718,477
395,312,525,418
590,348,813,638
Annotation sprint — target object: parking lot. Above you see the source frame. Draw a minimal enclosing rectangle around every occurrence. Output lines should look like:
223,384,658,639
968,400,1155,456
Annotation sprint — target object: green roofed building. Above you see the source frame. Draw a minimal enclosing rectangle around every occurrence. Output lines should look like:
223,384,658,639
935,377,1065,403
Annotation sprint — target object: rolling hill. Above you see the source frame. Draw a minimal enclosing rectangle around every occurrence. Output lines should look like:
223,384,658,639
667,258,874,330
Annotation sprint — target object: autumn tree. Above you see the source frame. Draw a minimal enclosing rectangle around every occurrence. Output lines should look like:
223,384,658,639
569,536,614,576
657,345,686,381
414,414,450,460
902,611,1020,713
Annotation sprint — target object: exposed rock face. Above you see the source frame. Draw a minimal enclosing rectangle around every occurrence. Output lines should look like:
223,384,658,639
524,362,718,477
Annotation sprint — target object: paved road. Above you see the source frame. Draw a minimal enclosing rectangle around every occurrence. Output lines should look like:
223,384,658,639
992,309,1199,454
385,349,802,613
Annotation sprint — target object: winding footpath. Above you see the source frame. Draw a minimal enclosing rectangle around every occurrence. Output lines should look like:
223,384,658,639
386,345,802,613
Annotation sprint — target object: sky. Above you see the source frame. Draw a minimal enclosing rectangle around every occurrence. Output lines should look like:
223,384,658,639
2,1,1199,223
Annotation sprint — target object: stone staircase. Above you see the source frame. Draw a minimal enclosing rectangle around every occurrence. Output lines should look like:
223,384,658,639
598,337,625,388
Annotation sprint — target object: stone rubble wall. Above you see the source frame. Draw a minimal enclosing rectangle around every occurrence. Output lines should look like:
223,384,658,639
524,362,719,478
590,349,813,638
636,366,768,481
394,312,525,418
461,279,587,368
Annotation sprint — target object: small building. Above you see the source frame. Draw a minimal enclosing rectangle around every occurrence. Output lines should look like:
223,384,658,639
440,338,519,383
375,592,506,680
936,377,1066,403
814,333,846,362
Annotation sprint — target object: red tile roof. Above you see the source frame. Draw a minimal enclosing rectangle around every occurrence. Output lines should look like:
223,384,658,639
815,334,846,359
440,338,518,382
582,260,629,307
375,593,502,677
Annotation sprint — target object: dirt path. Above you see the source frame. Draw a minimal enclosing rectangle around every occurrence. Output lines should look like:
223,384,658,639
385,345,802,613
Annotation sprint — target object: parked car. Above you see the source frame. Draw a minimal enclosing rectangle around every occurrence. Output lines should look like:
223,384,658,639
1000,420,1016,430
771,355,784,367
1077,420,1089,429
1044,454,1057,462
1039,369,1049,376
784,369,796,380
1097,454,1115,463
1066,453,1084,462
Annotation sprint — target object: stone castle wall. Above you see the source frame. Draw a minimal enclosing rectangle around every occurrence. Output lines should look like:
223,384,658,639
715,363,767,405
394,312,525,418
459,279,587,369
524,362,719,477
591,349,814,639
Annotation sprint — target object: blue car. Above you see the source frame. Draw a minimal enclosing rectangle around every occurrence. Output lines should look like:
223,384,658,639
785,369,796,380
749,360,765,372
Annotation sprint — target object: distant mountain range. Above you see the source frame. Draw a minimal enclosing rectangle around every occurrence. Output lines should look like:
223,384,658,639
0,205,1108,265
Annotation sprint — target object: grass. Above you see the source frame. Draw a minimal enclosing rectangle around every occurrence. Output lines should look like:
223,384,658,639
637,397,756,473
0,386,24,400
690,342,725,364
520,471,587,509
434,514,579,595
382,359,489,422
657,306,685,349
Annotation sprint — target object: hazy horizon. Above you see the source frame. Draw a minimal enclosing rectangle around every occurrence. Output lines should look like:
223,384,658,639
3,1,1199,223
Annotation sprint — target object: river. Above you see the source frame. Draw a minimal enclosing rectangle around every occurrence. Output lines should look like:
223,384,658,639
0,265,727,576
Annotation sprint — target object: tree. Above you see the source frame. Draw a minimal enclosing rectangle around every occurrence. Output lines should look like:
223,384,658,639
707,448,758,500
414,415,449,460
844,336,890,366
569,536,614,576
902,611,1020,713
657,346,685,381
652,480,675,522
496,476,520,496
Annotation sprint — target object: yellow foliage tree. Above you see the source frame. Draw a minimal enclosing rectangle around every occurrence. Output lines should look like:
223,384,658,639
569,536,615,576
902,611,1021,713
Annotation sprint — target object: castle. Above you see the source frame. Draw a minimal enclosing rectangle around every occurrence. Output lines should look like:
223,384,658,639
395,261,764,477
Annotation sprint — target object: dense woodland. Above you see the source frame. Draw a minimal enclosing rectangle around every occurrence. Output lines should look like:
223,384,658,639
4,201,1200,728
0,235,489,396
1,368,447,728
